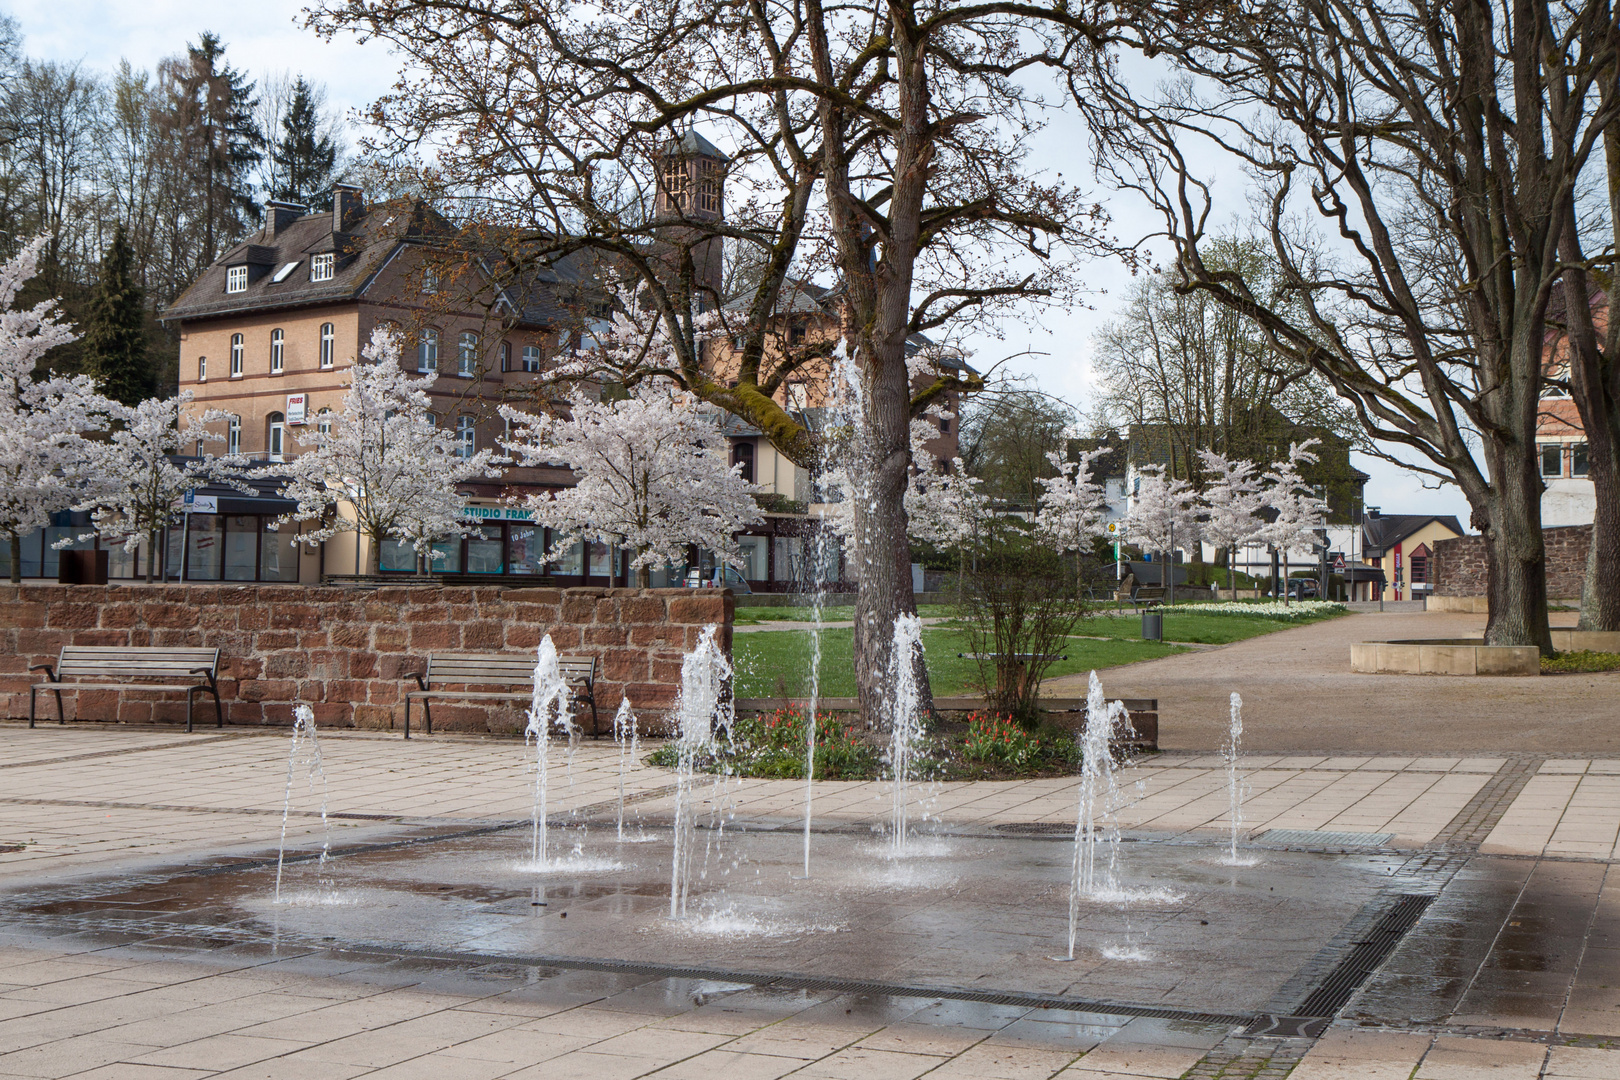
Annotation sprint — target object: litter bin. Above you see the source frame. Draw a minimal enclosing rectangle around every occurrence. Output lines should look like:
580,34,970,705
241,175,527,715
1142,610,1163,641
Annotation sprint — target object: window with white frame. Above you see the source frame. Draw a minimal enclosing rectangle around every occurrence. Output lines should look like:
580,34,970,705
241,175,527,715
422,268,438,294
522,345,541,372
227,416,241,455
458,331,478,376
230,334,244,377
456,416,475,458
319,323,334,368
316,409,333,436
198,355,206,381
226,266,248,293
310,253,335,282
270,329,285,373
418,329,438,372
1541,444,1564,478
500,341,511,372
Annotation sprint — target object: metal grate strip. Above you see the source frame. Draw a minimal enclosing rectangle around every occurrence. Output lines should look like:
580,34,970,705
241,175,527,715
1293,893,1434,1018
1258,829,1394,848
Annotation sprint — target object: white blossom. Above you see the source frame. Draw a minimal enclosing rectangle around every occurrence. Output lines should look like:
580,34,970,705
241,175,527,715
1193,599,1346,618
1034,448,1111,553
70,392,251,576
1121,464,1199,558
0,237,115,581
500,380,763,583
274,327,504,573
1260,441,1330,555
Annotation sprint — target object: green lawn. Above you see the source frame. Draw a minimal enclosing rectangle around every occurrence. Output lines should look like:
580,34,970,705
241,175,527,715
1076,606,1350,645
732,603,956,625
732,625,1187,699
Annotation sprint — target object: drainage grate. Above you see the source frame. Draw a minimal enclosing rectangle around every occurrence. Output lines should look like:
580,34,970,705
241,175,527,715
1257,829,1393,848
993,823,1076,835
1294,893,1433,1017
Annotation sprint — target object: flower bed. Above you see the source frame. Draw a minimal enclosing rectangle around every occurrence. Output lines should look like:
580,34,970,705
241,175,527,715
1184,600,1348,619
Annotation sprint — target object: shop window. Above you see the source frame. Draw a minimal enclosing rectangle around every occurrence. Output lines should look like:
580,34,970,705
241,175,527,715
1541,443,1563,477
468,525,504,574
224,516,257,580
552,540,584,577
738,535,767,580
508,526,547,575
260,526,299,581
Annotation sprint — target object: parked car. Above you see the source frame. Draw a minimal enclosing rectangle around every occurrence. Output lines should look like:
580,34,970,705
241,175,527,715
684,566,753,593
1285,578,1319,600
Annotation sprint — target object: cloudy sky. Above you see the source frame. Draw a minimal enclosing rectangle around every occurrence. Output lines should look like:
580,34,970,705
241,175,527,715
5,0,1471,524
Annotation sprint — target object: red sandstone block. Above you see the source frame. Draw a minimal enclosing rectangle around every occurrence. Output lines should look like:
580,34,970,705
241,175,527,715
602,652,645,682
352,704,396,730
410,625,459,650
505,625,541,650
652,658,684,684
140,603,200,629
364,603,401,622
630,625,676,647
622,597,665,623
367,682,399,705
594,598,618,624
375,653,417,681
254,631,300,651
373,627,409,652
0,603,44,628
405,605,451,624
270,605,321,630
586,626,627,647
374,587,418,604
298,631,330,649
330,624,369,649
227,702,264,723
197,607,238,631
238,679,297,703
439,587,475,604
311,702,351,727
462,622,505,650
446,604,478,623
668,597,725,624
16,629,67,655
262,654,310,679
561,597,596,623
117,700,155,723
504,588,563,604
237,606,270,630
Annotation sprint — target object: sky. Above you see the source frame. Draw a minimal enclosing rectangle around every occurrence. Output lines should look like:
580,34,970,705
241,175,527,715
4,0,1472,525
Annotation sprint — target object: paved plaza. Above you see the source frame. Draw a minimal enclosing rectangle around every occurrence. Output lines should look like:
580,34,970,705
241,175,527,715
4,684,1620,1079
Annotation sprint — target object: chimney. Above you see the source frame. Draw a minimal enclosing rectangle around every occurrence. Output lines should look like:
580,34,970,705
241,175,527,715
332,184,365,232
263,201,306,239
1366,507,1380,519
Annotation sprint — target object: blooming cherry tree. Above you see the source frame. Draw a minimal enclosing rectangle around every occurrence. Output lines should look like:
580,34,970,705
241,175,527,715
275,327,503,574
0,238,115,582
71,392,250,581
1035,448,1111,595
1196,450,1269,600
1260,441,1330,603
1121,465,1199,601
500,381,762,586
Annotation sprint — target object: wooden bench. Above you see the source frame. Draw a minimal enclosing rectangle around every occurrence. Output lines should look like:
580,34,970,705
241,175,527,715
405,652,598,739
30,646,223,732
1127,586,1166,610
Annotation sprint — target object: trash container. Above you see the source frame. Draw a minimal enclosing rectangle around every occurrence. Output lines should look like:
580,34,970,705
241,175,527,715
1142,611,1163,641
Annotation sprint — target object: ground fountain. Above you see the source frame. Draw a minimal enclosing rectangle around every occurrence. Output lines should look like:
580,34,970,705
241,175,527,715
799,519,831,878
670,624,732,919
523,636,574,870
274,704,329,904
887,614,927,856
612,697,638,841
1220,692,1256,867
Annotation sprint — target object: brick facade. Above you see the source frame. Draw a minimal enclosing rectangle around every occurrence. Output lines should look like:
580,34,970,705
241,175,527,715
1433,525,1591,599
0,584,732,733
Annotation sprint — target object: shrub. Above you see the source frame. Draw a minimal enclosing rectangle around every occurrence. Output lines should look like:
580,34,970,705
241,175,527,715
646,706,878,779
1542,650,1620,674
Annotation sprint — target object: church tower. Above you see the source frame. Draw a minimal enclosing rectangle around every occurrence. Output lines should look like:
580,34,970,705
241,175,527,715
656,131,727,310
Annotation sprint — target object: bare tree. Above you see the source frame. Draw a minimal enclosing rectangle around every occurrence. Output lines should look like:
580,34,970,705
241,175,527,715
308,0,1116,719
1073,0,1620,649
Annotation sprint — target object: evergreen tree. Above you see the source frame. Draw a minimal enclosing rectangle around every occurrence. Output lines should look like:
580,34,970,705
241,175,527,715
273,77,337,208
82,225,151,406
158,33,260,265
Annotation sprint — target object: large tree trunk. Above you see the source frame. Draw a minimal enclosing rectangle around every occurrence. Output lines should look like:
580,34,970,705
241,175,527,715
363,534,380,576
1477,480,1554,652
851,331,929,725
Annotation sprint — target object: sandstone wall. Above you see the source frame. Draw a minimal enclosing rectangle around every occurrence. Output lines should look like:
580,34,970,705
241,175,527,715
0,584,732,733
1432,525,1590,599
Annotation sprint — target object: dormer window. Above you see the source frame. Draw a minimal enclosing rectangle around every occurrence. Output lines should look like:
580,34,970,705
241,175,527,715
311,253,335,282
270,262,300,284
226,266,248,293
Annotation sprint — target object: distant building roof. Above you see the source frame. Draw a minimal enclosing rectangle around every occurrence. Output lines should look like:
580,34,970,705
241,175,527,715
1361,513,1463,556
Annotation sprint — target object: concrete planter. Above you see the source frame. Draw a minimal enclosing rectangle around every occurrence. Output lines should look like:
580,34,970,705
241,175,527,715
1350,638,1541,677
1550,630,1620,653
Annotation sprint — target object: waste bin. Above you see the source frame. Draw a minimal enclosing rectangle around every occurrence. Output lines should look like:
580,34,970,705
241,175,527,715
1142,611,1163,641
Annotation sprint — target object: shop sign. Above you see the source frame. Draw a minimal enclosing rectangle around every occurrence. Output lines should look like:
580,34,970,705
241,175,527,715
286,393,307,425
462,505,535,522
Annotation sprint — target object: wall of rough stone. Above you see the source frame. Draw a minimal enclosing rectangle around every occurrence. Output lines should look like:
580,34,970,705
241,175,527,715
1433,525,1590,599
0,584,732,733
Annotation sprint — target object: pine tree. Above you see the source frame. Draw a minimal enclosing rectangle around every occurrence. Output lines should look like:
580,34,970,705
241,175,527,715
82,225,151,406
274,77,338,209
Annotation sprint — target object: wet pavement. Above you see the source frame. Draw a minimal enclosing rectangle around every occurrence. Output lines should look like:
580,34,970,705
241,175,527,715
6,725,1620,1077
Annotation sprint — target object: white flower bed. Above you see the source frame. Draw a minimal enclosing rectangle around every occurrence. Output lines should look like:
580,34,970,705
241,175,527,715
1185,600,1348,619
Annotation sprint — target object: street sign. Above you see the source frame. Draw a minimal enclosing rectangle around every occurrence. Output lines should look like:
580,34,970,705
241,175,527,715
178,494,217,514
1333,554,1345,571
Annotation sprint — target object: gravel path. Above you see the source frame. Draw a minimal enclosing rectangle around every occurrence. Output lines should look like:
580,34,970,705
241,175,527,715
1042,608,1620,753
